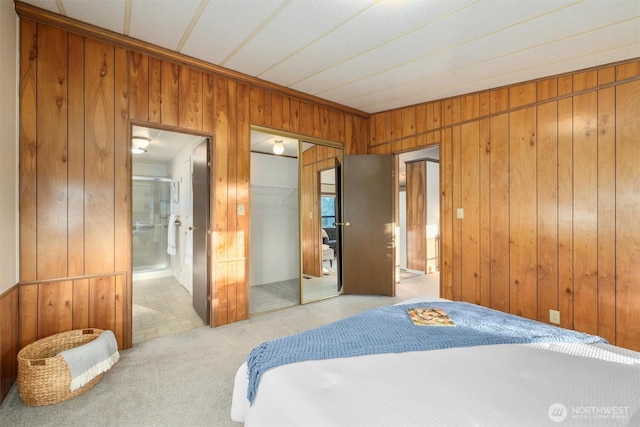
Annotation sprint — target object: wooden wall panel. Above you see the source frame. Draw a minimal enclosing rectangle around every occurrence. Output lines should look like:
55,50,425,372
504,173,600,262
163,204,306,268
596,87,616,343
557,97,574,330
84,38,115,275
178,67,203,131
36,24,68,280
236,82,250,320
489,114,510,312
129,51,148,121
440,128,453,300
19,20,37,282
226,80,239,322
478,119,491,308
67,34,85,277
460,122,480,304
148,57,162,123
536,101,559,323
161,61,180,126
508,107,537,320
451,126,462,301
38,281,73,338
406,161,426,272
615,80,640,350
572,92,599,334
214,77,230,326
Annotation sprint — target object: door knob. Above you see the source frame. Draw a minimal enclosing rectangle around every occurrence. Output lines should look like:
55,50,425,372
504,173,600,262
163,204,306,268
188,226,198,231
334,222,351,226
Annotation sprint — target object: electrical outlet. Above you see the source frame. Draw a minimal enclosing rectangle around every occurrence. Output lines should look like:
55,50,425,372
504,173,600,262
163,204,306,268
549,309,560,324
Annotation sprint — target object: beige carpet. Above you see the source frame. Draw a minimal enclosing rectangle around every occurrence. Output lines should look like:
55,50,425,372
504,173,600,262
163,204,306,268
0,279,439,426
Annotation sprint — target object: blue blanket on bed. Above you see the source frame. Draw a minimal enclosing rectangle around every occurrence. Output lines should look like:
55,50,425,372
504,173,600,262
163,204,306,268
246,301,606,404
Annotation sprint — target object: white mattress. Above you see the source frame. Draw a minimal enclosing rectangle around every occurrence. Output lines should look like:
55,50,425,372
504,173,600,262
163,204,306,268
231,298,640,426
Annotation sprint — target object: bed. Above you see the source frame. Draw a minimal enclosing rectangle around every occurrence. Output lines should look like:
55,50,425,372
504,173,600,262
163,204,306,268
231,297,640,426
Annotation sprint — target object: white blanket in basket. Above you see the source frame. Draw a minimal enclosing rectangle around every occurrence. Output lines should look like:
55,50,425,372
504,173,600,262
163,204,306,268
58,330,120,391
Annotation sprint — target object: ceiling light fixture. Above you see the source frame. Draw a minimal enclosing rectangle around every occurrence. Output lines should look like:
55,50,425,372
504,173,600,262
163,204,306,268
132,136,151,154
272,139,285,155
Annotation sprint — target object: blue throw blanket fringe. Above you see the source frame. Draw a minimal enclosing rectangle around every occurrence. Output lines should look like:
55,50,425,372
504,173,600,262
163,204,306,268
246,301,606,404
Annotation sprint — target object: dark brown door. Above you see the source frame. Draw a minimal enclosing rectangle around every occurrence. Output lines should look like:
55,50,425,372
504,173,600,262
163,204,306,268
341,154,395,296
192,139,210,324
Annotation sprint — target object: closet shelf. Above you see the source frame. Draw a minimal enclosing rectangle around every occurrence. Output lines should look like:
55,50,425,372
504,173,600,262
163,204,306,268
251,184,298,205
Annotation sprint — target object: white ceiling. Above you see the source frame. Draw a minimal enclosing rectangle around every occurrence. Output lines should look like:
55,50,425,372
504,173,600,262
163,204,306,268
19,0,640,114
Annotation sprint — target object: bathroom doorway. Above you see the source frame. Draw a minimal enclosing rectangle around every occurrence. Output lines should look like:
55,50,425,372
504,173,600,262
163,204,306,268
131,125,209,343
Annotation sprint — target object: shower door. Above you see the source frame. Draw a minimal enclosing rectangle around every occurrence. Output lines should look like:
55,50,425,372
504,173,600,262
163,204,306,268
132,178,172,272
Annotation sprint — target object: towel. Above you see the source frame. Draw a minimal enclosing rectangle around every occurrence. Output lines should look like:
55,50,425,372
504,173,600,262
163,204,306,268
58,330,120,391
184,216,193,265
167,214,177,255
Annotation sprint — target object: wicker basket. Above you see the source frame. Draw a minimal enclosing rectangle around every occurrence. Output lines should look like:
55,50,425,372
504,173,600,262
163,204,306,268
17,328,105,406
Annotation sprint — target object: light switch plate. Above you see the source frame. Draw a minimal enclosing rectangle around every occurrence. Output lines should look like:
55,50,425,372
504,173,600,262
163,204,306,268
456,208,464,219
238,204,245,215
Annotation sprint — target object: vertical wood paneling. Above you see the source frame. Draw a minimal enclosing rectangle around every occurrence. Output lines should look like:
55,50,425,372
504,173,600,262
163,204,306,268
38,281,73,338
148,57,162,123
300,102,314,136
84,38,115,275
114,47,130,348
36,24,68,280
214,77,229,326
557,98,574,329
289,98,300,133
72,278,89,329
128,51,148,121
615,80,640,350
460,122,480,304
489,114,510,312
451,126,462,300
89,276,116,331
330,110,345,143
271,93,283,129
161,61,179,126
18,284,38,348
536,101,559,323
19,20,38,282
67,34,85,277
509,107,537,320
227,80,238,322
440,128,453,300
236,82,250,320
406,161,426,272
479,119,491,308
178,67,203,130
596,87,616,343
203,73,215,134
510,83,536,108
572,92,598,334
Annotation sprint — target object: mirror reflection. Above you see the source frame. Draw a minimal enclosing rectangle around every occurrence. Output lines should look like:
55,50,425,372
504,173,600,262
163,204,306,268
300,144,342,303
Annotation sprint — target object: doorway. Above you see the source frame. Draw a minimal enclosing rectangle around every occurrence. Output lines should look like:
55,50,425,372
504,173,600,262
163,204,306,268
397,147,441,298
131,125,209,343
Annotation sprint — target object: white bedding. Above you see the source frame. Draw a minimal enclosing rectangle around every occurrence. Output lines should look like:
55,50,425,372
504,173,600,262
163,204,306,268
231,298,640,426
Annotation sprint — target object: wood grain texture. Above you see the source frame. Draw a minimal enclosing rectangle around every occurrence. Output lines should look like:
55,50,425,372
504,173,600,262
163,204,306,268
161,61,180,126
406,161,426,272
178,67,203,131
508,107,537,320
596,87,616,343
84,38,115,275
19,20,37,282
479,118,491,308
615,80,640,351
572,91,598,334
128,51,148,121
536,101,559,323
36,24,68,280
557,97,574,330
460,121,480,304
67,33,85,278
489,113,510,312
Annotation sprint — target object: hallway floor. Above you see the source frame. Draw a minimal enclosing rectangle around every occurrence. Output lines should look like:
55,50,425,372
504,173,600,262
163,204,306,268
133,276,205,344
